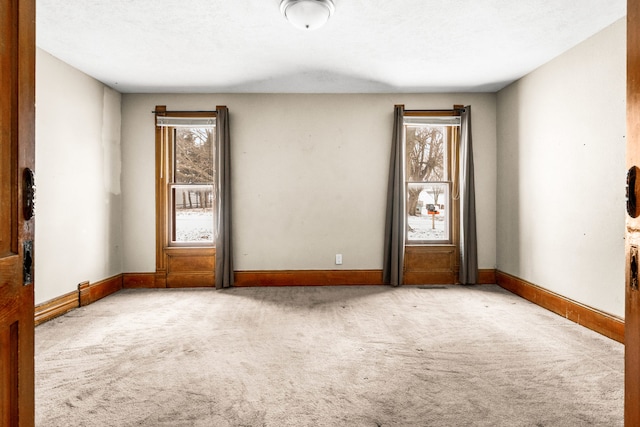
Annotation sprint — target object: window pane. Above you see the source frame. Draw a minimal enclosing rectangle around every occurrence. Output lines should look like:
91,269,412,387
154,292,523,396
174,127,214,184
405,126,447,182
172,185,215,244
407,183,450,242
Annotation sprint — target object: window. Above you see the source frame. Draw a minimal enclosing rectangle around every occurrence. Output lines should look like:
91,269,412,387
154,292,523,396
170,126,215,245
157,117,216,247
154,107,220,288
404,114,460,244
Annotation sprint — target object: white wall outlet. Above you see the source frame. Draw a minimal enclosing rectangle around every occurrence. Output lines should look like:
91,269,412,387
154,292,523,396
335,253,343,265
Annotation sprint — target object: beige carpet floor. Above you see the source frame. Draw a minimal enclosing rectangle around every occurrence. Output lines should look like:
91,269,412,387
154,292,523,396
35,285,623,426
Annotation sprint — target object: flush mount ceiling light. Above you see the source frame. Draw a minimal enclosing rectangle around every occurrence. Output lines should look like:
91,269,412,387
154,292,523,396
280,0,335,30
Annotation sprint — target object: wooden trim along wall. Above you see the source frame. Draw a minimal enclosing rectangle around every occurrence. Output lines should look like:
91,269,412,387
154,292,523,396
78,275,123,307
35,269,622,346
34,269,624,343
234,270,383,287
477,269,496,285
34,268,497,325
123,272,163,289
34,274,123,325
34,291,77,326
496,270,624,343
34,269,623,348
233,268,497,287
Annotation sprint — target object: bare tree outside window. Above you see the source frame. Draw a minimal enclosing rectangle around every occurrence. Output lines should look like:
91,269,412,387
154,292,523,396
175,128,214,184
406,126,446,215
405,124,452,242
172,127,216,244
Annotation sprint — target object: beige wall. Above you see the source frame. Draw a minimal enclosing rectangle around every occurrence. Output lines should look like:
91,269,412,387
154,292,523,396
35,48,123,304
35,48,497,305
496,18,626,317
121,93,497,273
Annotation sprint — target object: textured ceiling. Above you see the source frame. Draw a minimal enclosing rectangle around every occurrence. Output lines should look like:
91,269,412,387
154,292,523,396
35,0,626,93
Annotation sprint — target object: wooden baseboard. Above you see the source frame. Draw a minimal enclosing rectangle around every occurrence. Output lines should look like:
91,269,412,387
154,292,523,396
78,274,123,307
234,270,383,287
235,268,496,287
404,268,496,285
496,270,624,343
404,271,457,284
33,268,497,325
34,291,78,326
35,274,124,326
123,272,164,288
477,269,496,284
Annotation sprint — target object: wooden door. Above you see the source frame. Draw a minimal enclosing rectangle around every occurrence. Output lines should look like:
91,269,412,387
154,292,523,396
0,0,36,425
628,1,640,425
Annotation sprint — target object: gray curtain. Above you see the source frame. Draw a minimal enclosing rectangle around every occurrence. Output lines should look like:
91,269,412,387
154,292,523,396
383,105,405,286
459,106,478,284
215,106,233,289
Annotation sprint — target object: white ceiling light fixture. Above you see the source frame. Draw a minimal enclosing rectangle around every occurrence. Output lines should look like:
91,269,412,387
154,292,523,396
280,0,335,31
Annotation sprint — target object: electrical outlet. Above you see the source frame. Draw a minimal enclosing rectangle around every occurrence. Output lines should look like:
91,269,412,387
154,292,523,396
335,254,343,265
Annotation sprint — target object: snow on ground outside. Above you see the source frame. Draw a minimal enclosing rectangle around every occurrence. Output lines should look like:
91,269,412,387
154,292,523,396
408,210,447,241
174,208,448,243
175,209,214,242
